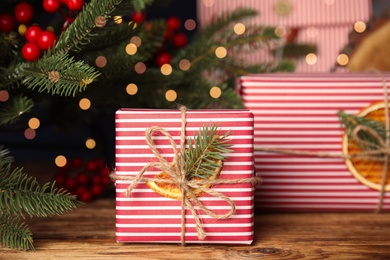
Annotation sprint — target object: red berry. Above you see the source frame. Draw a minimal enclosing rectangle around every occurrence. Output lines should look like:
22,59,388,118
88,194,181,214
14,3,34,24
95,159,105,169
66,0,84,11
132,11,145,23
86,160,97,172
71,157,83,168
37,30,57,50
91,184,104,196
77,172,90,185
21,42,41,61
54,174,66,187
43,0,61,13
25,25,42,42
172,33,188,48
79,190,93,202
92,174,102,185
0,14,15,33
100,167,110,176
155,52,171,67
101,175,111,186
65,177,78,191
166,16,181,31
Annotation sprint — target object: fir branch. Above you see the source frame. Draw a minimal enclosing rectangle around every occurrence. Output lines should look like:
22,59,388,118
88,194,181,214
54,0,127,54
184,124,232,179
0,164,80,218
338,110,386,151
21,52,100,97
0,95,34,125
0,212,34,251
0,146,13,166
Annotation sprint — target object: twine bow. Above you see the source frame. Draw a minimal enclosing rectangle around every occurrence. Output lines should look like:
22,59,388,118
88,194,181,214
256,73,390,213
111,106,261,245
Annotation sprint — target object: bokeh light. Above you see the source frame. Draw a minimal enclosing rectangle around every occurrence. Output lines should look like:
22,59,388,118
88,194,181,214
179,59,191,71
79,98,91,110
354,21,366,33
126,83,138,95
184,19,196,31
210,86,222,99
337,54,349,66
215,46,227,58
28,117,40,129
234,23,246,35
305,53,317,65
55,155,67,167
165,90,177,102
126,43,137,55
85,138,96,149
24,128,36,140
0,90,9,102
161,64,173,75
134,62,146,74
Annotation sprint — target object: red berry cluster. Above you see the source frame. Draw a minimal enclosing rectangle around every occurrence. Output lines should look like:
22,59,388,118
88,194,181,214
0,2,34,33
22,25,57,61
43,0,84,13
54,157,113,202
155,16,189,67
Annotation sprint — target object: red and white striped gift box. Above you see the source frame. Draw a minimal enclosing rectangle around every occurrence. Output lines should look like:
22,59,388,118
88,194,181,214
114,109,256,244
240,73,390,211
198,0,371,72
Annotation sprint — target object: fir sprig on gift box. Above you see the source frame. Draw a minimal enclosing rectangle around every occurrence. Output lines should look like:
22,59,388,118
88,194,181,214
185,124,232,179
0,146,80,251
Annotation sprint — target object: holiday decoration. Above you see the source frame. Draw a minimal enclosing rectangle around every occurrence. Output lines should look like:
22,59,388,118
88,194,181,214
54,157,113,202
240,72,390,211
0,146,80,251
112,108,259,244
198,0,371,72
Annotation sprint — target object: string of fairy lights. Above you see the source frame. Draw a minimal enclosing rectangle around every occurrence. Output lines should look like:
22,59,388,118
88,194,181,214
0,1,369,168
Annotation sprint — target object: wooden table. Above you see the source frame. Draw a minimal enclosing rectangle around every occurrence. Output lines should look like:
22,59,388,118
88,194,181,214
2,198,390,259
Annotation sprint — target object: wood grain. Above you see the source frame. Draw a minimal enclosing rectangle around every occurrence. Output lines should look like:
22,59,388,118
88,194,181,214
2,198,390,260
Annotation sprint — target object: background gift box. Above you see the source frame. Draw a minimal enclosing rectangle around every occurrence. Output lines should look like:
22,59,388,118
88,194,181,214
114,109,257,244
198,0,371,72
240,73,390,211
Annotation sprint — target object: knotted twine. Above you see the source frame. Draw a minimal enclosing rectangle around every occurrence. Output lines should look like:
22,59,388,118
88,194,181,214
110,106,261,245
256,74,390,213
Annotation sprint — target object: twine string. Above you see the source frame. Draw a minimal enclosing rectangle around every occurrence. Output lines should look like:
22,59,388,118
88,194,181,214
111,106,261,245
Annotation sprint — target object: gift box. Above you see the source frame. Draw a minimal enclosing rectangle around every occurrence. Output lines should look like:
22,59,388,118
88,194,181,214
240,73,390,211
114,108,257,244
198,0,371,72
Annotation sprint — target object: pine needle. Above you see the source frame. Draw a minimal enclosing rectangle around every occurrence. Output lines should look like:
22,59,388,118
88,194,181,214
184,124,232,179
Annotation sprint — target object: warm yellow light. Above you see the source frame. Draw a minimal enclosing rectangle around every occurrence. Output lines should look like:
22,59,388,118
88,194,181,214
55,155,67,167
125,43,137,55
179,59,191,71
130,36,142,47
18,24,27,35
46,26,55,32
79,98,91,110
85,138,96,149
24,128,36,140
165,90,177,102
184,19,196,31
134,62,146,74
305,53,317,65
28,117,40,129
274,26,286,37
354,21,366,33
337,54,349,66
210,86,222,99
126,83,138,95
234,23,246,35
215,46,227,58
161,64,173,75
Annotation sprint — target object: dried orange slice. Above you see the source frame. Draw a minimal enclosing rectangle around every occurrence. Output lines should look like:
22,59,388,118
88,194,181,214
342,102,390,191
146,159,222,200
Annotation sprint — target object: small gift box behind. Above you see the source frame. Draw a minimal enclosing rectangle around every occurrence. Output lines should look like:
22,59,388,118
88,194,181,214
114,108,257,244
240,73,390,212
198,0,371,72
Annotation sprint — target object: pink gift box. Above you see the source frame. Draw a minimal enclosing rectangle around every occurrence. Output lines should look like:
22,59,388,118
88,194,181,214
114,109,256,244
198,0,371,72
240,73,390,211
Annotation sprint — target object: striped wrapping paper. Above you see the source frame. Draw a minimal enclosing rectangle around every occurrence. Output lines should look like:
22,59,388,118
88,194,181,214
240,73,390,211
197,0,371,72
115,109,256,244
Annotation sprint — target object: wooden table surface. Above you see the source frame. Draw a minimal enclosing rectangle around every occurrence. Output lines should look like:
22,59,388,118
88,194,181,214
2,197,390,260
